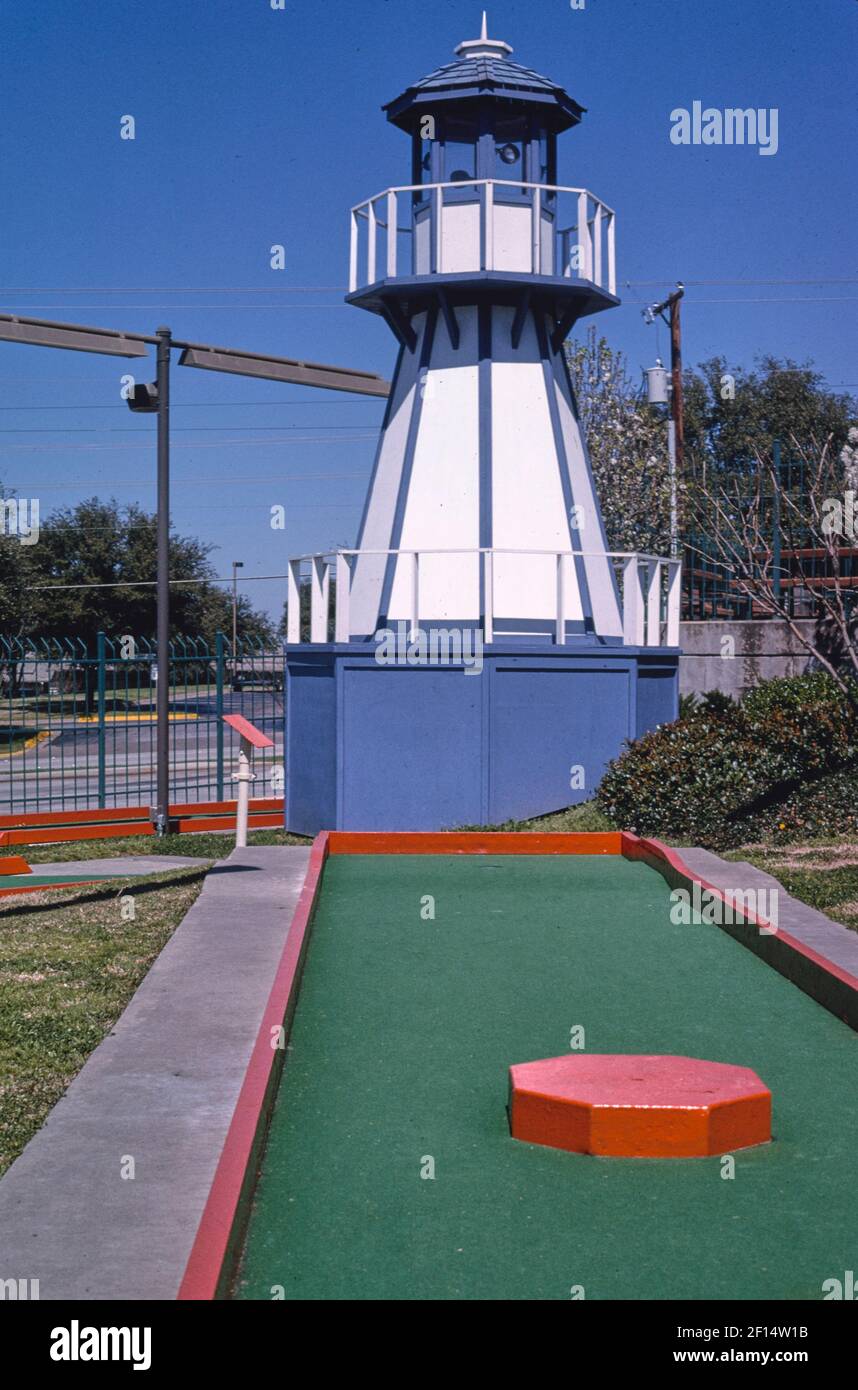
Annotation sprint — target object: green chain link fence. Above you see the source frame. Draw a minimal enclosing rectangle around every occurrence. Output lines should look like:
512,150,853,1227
0,633,283,816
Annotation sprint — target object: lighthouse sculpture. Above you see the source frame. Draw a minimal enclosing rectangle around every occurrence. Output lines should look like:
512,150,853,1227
284,18,680,833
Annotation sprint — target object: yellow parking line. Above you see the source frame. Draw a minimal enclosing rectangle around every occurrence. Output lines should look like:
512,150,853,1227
76,712,199,724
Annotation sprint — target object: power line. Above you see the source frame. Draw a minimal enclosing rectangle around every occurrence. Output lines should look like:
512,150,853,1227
2,277,857,291
0,303,347,311
0,424,382,435
2,470,367,489
27,573,294,592
0,399,382,409
0,433,377,455
625,277,858,287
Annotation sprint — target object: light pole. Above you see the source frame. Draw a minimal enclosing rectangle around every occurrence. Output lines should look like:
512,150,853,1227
232,560,244,663
0,309,390,831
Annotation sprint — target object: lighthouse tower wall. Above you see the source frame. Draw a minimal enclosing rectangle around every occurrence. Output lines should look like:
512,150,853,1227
349,302,623,640
283,21,680,832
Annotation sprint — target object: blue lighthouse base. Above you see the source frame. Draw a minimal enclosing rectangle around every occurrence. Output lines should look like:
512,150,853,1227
283,642,678,834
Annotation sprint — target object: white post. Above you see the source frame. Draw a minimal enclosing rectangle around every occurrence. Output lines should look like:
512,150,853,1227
555,552,566,645
483,549,494,645
667,418,679,558
410,551,419,641
667,560,682,647
607,212,616,296
645,561,661,646
483,181,493,270
234,735,254,849
593,203,603,288
349,209,359,294
532,186,541,274
434,185,443,273
623,555,644,646
335,552,351,643
368,199,377,284
386,190,397,278
310,556,329,643
577,191,591,280
287,560,301,643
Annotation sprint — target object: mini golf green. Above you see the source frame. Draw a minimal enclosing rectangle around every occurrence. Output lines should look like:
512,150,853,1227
0,872,132,891
234,853,858,1301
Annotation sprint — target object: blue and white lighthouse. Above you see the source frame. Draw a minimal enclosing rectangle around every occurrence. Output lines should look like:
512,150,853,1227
284,17,680,833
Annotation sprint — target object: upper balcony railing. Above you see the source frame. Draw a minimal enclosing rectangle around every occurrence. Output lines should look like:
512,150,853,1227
349,180,616,297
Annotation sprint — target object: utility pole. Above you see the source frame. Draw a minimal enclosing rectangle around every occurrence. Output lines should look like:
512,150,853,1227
0,308,389,831
154,327,172,835
232,560,244,659
644,283,685,557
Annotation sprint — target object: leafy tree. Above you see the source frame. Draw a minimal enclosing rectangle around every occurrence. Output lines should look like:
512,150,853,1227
683,355,854,481
565,328,675,555
1,497,275,648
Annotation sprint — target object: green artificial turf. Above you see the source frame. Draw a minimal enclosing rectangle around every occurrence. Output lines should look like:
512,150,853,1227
235,854,858,1301
0,873,132,889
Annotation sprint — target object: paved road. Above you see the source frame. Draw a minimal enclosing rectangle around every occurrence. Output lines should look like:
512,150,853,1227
0,692,284,815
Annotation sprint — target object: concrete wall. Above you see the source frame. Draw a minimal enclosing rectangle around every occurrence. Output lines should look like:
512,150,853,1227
679,619,816,699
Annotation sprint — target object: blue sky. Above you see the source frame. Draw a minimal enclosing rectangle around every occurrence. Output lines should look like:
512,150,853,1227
1,0,856,625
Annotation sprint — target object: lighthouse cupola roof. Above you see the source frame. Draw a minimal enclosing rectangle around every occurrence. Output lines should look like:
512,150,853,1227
383,12,586,134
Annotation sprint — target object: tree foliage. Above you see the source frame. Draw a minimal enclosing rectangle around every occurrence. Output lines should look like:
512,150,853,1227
565,328,675,554
683,355,854,481
0,497,275,647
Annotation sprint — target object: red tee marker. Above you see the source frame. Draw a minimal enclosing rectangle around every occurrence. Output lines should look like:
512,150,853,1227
509,1054,771,1158
222,715,276,848
222,713,273,749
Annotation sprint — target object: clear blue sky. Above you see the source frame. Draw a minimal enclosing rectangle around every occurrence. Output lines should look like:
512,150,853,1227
1,0,856,625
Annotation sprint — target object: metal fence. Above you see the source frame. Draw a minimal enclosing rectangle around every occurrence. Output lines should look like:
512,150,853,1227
0,634,283,817
683,449,858,620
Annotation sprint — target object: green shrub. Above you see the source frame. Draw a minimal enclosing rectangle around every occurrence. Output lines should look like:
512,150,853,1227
596,674,858,847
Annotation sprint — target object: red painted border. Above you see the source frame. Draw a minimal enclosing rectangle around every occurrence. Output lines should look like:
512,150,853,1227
175,827,858,1300
622,832,858,1002
0,877,106,899
327,830,623,855
176,831,330,1301
0,799,283,847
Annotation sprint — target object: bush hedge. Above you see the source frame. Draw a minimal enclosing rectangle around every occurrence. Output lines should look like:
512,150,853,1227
596,674,858,848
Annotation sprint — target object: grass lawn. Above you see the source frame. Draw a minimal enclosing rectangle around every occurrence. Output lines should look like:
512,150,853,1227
724,840,858,934
0,865,208,1176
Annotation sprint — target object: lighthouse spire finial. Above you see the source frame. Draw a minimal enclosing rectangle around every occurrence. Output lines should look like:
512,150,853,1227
455,12,513,60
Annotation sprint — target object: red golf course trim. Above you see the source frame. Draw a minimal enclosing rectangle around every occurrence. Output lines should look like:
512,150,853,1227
0,798,284,847
175,830,858,1300
0,877,107,899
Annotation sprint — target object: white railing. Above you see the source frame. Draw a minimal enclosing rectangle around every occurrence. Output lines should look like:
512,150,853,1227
349,180,616,296
287,549,680,649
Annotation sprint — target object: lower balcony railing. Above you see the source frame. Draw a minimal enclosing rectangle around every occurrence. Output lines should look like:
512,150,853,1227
286,549,681,648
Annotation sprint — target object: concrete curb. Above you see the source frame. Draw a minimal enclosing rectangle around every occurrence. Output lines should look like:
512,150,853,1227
678,846,858,980
24,855,211,878
0,845,310,1301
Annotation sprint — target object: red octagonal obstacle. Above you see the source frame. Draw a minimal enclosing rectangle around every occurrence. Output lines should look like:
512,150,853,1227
509,1054,771,1158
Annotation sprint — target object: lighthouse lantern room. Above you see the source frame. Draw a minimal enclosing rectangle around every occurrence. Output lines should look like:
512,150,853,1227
284,18,681,833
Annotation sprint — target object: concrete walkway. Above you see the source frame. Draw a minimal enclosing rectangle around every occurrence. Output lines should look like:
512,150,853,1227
26,855,210,877
0,845,310,1301
680,846,858,978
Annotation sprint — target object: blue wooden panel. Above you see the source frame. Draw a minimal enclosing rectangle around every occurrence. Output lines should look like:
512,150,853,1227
488,661,633,822
636,661,679,738
339,663,483,829
284,652,337,835
284,646,678,833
